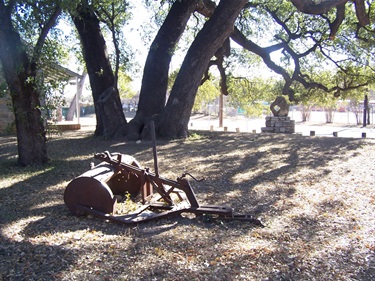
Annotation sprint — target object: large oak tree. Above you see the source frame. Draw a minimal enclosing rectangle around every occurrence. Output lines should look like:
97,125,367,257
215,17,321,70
0,0,62,165
71,1,126,138
126,0,248,139
127,0,373,139
126,0,202,140
1,0,374,165
157,0,248,138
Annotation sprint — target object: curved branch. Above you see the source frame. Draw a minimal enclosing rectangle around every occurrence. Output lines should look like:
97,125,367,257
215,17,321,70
197,0,370,101
354,0,370,26
267,8,299,41
329,3,345,39
201,60,215,85
230,27,292,86
32,6,62,64
231,27,333,100
291,0,370,29
290,0,349,14
201,38,230,95
196,0,216,17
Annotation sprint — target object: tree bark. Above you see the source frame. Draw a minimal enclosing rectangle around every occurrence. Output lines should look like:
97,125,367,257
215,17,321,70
290,0,369,26
126,0,199,140
0,2,48,165
72,3,126,138
156,0,248,138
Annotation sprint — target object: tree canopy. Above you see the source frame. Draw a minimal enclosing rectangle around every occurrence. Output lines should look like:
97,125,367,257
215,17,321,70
0,0,374,164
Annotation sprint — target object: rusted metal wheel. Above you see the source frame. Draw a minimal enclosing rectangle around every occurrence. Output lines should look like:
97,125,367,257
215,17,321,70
64,177,116,216
107,158,143,198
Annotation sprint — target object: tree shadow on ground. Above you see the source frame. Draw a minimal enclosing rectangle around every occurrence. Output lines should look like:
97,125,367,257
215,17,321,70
0,130,373,280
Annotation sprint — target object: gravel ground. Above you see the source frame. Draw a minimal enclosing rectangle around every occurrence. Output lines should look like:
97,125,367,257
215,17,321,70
0,129,374,280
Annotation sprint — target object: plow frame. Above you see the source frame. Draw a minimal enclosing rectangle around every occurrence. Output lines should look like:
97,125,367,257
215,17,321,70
64,122,263,226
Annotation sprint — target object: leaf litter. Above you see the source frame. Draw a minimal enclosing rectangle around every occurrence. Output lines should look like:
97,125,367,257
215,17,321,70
0,130,374,280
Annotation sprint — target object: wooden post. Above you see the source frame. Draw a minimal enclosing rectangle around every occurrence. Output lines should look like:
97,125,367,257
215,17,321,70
363,95,368,127
219,93,223,128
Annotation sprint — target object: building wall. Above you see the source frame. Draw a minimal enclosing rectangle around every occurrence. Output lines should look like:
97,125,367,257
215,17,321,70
0,95,14,132
0,64,83,133
0,66,14,132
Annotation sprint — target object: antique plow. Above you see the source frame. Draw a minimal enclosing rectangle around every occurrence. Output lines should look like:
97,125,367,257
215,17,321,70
64,123,262,226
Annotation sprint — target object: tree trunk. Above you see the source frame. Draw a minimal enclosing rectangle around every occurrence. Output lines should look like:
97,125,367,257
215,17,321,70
72,3,126,138
126,0,198,140
0,6,48,166
66,72,86,121
156,0,247,138
325,107,334,123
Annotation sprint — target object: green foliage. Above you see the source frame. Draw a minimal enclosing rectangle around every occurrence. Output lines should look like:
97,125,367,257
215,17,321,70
94,0,133,73
187,132,204,141
0,68,8,98
226,48,263,78
236,0,374,101
11,0,78,62
40,80,67,122
193,78,220,113
144,0,173,25
227,77,277,117
292,64,373,108
118,71,137,100
168,68,179,91
4,0,374,126
1,0,82,116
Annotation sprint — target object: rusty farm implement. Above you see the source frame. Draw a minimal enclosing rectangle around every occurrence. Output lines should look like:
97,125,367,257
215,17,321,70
64,122,262,226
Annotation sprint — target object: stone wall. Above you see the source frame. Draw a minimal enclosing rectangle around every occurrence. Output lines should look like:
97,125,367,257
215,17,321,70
261,116,295,134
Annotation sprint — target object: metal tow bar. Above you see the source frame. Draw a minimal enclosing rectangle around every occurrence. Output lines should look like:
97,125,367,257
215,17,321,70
64,121,263,226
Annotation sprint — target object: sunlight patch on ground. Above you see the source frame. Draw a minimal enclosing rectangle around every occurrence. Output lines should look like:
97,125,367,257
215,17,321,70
0,167,54,189
63,155,93,162
0,152,17,160
232,162,291,185
231,170,256,184
29,200,62,211
1,216,45,242
224,190,242,198
45,182,70,192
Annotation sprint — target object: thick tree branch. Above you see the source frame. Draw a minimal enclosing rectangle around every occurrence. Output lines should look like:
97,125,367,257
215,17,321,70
196,0,216,17
328,3,345,38
196,0,371,101
290,0,349,14
201,38,230,96
354,0,370,26
230,27,292,87
231,27,334,100
201,60,215,85
32,6,62,64
290,0,370,28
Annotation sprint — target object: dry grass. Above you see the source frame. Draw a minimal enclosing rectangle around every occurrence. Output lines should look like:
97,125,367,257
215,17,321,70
0,130,374,280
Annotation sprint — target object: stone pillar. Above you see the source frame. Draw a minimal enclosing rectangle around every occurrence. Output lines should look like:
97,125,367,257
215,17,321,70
261,116,295,134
